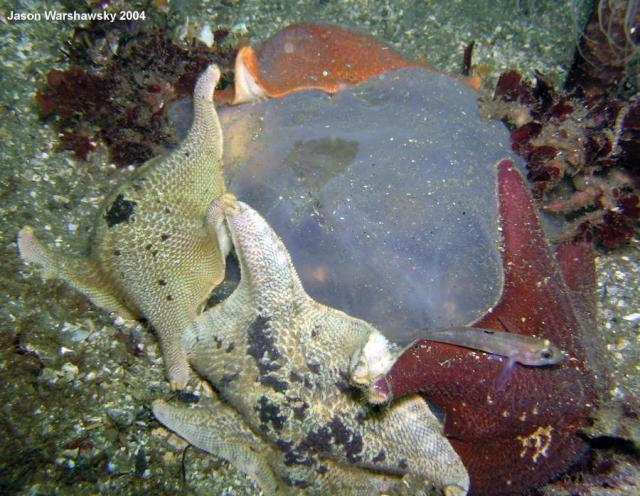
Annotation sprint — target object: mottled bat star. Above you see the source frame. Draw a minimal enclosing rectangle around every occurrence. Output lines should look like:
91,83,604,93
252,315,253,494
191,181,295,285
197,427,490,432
153,195,469,495
18,65,226,390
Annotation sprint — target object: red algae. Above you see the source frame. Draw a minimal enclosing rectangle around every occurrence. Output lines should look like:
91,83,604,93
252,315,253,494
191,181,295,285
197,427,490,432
485,69,639,248
483,0,639,249
36,18,237,166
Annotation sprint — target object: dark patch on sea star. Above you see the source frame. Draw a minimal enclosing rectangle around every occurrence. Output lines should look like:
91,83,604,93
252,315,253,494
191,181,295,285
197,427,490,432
283,475,310,488
247,315,282,376
277,439,313,467
300,426,332,454
294,402,309,420
260,374,289,393
327,416,363,463
276,439,293,453
334,379,352,394
256,395,286,433
295,416,363,464
289,371,303,383
211,334,224,349
372,449,386,463
105,194,136,227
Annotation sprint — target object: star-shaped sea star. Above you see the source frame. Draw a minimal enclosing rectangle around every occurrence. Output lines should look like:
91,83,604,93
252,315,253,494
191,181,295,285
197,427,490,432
153,195,469,495
18,65,227,389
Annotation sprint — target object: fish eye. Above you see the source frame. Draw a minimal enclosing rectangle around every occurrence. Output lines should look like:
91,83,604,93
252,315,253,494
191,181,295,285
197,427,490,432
540,349,553,360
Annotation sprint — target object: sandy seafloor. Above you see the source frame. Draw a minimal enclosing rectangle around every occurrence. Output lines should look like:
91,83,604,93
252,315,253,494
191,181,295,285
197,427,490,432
0,0,638,494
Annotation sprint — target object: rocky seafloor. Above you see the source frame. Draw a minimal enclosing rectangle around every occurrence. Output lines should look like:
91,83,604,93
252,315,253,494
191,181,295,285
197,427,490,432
0,0,638,494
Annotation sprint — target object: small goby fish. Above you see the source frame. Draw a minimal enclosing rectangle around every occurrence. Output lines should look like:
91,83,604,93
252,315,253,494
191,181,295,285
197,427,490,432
419,327,564,367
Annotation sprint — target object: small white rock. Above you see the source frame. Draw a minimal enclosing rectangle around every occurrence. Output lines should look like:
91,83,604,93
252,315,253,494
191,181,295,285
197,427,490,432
197,23,214,48
622,312,640,322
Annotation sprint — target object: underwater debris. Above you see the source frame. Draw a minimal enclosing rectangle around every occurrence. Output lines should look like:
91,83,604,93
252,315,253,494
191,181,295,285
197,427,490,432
36,16,237,166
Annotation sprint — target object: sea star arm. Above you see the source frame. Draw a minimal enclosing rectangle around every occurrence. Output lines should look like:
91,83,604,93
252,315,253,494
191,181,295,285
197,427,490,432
17,226,138,319
152,397,284,494
154,395,456,495
221,199,308,315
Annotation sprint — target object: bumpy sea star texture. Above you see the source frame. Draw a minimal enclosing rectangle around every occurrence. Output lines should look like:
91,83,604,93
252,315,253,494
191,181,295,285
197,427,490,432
19,65,227,390
154,196,469,495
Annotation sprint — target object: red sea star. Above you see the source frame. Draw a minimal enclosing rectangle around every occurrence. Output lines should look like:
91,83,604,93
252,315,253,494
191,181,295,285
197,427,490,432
371,160,601,495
